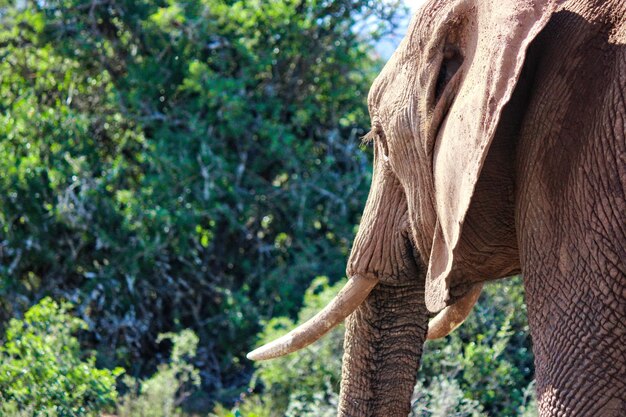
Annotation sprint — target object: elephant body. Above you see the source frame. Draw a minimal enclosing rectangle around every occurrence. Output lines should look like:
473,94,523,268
251,0,626,415
517,3,626,414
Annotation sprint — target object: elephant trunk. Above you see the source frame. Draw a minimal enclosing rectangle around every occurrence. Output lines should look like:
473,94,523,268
338,157,429,416
338,278,429,417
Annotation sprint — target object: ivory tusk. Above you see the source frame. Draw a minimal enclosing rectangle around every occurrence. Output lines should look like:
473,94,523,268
427,283,483,340
247,274,378,361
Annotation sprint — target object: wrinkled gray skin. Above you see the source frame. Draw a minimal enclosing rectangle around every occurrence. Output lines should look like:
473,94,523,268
339,0,626,416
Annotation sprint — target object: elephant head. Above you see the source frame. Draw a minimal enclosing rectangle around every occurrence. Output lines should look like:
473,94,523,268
249,0,562,415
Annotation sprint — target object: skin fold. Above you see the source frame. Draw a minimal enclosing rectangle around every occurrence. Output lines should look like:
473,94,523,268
250,0,626,415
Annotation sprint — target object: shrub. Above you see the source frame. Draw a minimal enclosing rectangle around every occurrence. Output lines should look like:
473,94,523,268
0,1,405,400
420,276,534,416
117,329,201,417
410,377,484,417
0,297,123,417
213,276,345,417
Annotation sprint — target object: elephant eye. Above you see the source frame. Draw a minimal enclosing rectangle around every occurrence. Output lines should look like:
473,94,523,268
435,43,463,101
375,125,389,161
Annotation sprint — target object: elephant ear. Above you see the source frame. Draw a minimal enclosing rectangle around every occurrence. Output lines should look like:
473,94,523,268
425,0,561,312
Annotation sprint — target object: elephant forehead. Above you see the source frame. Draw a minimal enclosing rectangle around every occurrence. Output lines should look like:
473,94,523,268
368,4,428,108
376,71,419,127
368,53,403,113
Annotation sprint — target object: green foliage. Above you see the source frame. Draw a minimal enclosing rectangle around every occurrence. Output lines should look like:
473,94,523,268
0,297,123,417
214,276,345,417
421,277,534,416
410,377,484,417
0,402,49,417
117,329,201,417
252,277,345,413
0,0,404,402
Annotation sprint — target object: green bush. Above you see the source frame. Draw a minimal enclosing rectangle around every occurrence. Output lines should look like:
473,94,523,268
117,329,201,417
0,1,405,401
0,402,44,417
214,276,345,417
0,297,123,417
410,377,484,417
420,276,534,416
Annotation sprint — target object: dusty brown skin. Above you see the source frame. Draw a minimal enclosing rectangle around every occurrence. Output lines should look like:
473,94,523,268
250,0,626,415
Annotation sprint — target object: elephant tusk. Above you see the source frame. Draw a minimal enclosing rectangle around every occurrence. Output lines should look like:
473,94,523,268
426,283,483,340
247,274,378,361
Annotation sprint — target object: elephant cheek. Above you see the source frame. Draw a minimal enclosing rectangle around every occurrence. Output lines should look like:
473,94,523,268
346,160,415,283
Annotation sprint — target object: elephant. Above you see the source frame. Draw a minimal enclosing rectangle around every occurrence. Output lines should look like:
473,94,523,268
248,0,626,416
